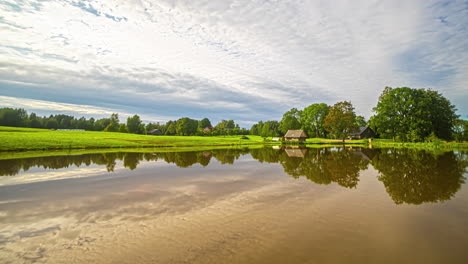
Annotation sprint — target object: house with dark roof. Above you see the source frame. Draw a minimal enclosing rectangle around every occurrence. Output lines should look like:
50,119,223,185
284,130,308,142
348,127,375,139
147,129,162,135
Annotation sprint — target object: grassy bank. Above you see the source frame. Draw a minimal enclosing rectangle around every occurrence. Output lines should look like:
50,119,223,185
0,126,265,151
1,126,466,153
370,139,468,150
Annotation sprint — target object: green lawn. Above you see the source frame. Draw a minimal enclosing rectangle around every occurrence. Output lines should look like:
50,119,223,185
0,126,265,151
1,126,466,153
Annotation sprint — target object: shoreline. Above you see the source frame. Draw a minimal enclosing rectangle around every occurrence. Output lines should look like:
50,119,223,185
1,126,467,160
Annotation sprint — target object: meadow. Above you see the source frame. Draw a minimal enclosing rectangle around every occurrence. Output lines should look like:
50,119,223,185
0,126,267,151
1,126,466,157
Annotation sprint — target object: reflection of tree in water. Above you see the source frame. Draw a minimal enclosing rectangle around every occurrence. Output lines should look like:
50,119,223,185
372,149,466,205
1,148,466,205
0,148,252,176
280,148,369,188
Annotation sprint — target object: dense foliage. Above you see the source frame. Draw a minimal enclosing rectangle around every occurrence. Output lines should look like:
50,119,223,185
369,87,459,141
324,101,358,142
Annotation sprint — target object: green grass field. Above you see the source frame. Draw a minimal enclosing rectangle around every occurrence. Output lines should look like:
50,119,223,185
0,126,265,151
1,126,466,155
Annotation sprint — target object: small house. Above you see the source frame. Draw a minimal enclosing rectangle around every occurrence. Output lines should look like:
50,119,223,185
348,127,375,139
147,129,162,135
284,130,308,142
203,126,214,133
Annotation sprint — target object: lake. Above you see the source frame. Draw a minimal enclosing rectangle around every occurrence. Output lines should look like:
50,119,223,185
0,147,467,263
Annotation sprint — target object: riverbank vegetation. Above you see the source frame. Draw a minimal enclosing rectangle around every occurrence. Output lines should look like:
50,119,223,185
1,87,467,147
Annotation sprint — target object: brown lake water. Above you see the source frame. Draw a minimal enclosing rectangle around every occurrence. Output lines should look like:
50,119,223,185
0,147,467,264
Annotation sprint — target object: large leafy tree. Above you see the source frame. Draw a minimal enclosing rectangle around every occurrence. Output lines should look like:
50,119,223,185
355,115,366,127
198,118,212,129
104,113,120,132
176,117,198,136
300,103,329,138
324,101,357,142
370,87,458,141
250,121,263,135
165,121,176,135
453,119,468,142
279,108,302,134
127,115,144,134
261,120,281,137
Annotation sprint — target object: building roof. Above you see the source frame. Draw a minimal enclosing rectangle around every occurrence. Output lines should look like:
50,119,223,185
284,130,308,138
148,129,162,135
350,127,369,136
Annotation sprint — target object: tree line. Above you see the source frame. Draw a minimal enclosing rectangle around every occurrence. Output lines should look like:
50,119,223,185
0,108,249,136
250,87,467,142
0,87,466,141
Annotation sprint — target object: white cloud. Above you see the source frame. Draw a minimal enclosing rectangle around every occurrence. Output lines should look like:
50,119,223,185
0,0,466,122
0,95,176,122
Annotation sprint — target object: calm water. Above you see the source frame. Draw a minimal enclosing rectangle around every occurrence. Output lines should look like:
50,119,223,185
0,147,467,264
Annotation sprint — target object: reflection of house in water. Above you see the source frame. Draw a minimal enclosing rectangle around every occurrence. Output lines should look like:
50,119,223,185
284,147,308,158
349,147,377,161
202,151,212,158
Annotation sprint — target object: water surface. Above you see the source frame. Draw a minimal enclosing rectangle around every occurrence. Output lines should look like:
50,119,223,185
0,147,467,263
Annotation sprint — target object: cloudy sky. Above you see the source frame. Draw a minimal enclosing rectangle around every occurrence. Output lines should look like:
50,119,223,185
0,0,467,126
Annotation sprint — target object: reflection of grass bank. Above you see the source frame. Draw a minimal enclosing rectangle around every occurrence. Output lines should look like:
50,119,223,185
371,139,468,150
305,138,368,145
0,145,267,160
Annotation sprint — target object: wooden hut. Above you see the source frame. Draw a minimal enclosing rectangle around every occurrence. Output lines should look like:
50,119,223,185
284,130,308,141
203,126,214,133
348,127,375,139
147,129,162,135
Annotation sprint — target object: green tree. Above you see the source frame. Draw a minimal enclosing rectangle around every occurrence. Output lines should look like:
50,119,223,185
453,119,468,142
176,117,198,136
198,118,212,129
29,113,42,128
119,123,128,133
0,108,28,127
45,118,58,129
104,113,120,132
370,87,458,141
165,121,176,135
261,121,280,137
279,108,302,134
324,101,357,142
355,115,366,127
127,115,143,134
300,103,329,138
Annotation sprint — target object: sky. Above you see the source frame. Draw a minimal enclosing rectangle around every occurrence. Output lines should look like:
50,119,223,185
0,0,467,127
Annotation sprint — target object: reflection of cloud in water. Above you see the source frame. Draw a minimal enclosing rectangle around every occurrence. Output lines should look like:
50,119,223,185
0,161,315,263
0,167,109,186
0,148,467,263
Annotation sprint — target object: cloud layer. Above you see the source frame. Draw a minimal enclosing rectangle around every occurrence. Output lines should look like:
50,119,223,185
1,0,467,125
